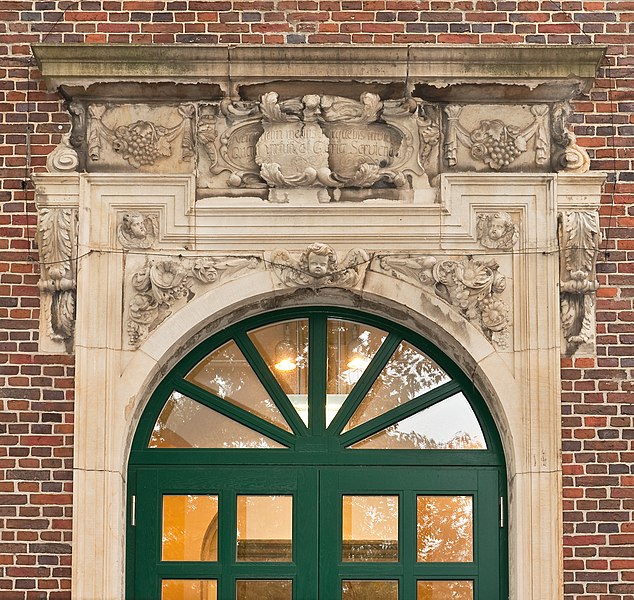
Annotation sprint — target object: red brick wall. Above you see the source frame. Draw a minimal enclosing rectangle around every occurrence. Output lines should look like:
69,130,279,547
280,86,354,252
1,2,632,598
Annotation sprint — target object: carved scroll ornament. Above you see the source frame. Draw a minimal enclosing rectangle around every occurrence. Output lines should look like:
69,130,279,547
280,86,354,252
46,133,79,173
127,255,259,347
444,105,550,170
88,103,196,168
552,102,591,173
559,210,600,354
36,207,78,350
269,243,369,288
379,255,510,348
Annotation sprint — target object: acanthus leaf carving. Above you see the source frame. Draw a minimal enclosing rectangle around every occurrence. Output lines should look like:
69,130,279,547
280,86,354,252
558,210,600,354
379,255,510,348
269,243,369,288
127,255,260,347
36,207,78,349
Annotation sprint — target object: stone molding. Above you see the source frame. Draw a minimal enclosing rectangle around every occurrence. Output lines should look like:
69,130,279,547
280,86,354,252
33,44,604,101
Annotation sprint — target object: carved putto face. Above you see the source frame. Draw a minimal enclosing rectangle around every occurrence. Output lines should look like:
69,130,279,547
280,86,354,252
299,243,337,278
477,211,518,250
118,212,156,249
124,214,147,239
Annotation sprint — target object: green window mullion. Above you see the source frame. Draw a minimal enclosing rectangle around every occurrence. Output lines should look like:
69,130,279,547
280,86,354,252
233,332,309,437
308,315,328,434
173,379,296,448
329,332,402,436
339,379,462,447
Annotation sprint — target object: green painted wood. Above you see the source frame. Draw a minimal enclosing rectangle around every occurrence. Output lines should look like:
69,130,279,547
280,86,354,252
127,307,507,600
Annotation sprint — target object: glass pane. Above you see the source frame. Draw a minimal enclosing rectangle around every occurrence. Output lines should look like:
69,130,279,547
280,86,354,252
149,392,286,449
348,393,486,450
248,320,309,425
344,341,450,431
162,495,218,561
417,580,473,599
342,580,398,599
342,496,398,562
162,580,217,600
185,340,291,432
327,319,387,426
417,496,473,562
236,580,292,600
237,496,293,562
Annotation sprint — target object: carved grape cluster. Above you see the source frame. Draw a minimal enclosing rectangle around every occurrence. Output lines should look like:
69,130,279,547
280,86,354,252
113,121,169,167
470,120,525,170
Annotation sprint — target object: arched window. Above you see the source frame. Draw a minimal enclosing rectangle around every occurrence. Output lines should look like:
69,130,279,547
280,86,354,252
127,308,507,600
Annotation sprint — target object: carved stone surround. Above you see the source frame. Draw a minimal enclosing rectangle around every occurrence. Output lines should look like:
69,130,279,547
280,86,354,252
31,45,606,600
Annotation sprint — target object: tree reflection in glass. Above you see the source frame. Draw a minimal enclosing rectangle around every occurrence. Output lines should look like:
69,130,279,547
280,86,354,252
344,342,450,432
349,394,486,450
149,392,286,448
417,496,473,563
341,580,398,600
327,320,387,426
186,340,292,432
235,580,292,600
417,580,473,600
162,495,218,561
342,496,398,562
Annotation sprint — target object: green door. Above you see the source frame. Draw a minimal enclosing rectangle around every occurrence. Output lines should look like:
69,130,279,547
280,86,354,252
127,308,507,600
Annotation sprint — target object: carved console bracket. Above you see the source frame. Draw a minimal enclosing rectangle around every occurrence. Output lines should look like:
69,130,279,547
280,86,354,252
36,207,79,352
558,210,601,356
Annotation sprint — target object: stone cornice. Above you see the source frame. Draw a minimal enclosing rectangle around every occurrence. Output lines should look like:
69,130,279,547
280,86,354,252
32,43,605,103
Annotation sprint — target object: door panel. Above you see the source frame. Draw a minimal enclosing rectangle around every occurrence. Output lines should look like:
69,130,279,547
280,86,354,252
319,467,500,600
132,467,318,600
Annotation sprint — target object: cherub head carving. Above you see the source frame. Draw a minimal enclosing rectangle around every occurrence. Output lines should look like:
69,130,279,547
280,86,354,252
477,212,518,250
118,212,156,249
299,243,338,278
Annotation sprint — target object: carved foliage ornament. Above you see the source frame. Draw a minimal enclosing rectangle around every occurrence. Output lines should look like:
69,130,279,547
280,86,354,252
552,102,591,173
444,105,549,170
88,103,196,168
558,210,600,354
128,255,259,347
36,207,78,349
269,243,370,288
379,255,510,348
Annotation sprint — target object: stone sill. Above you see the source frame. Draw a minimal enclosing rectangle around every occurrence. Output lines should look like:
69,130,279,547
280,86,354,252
32,43,606,103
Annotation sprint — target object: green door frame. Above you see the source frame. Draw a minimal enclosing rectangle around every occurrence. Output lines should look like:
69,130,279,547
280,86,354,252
126,307,507,599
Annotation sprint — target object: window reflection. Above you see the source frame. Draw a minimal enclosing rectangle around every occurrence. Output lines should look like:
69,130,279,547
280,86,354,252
417,580,473,599
349,394,486,450
237,496,293,562
162,580,217,600
235,580,292,600
249,320,309,425
149,393,286,449
417,496,473,563
342,496,399,562
344,342,450,432
327,320,387,426
186,340,291,432
162,495,218,561
341,580,398,599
